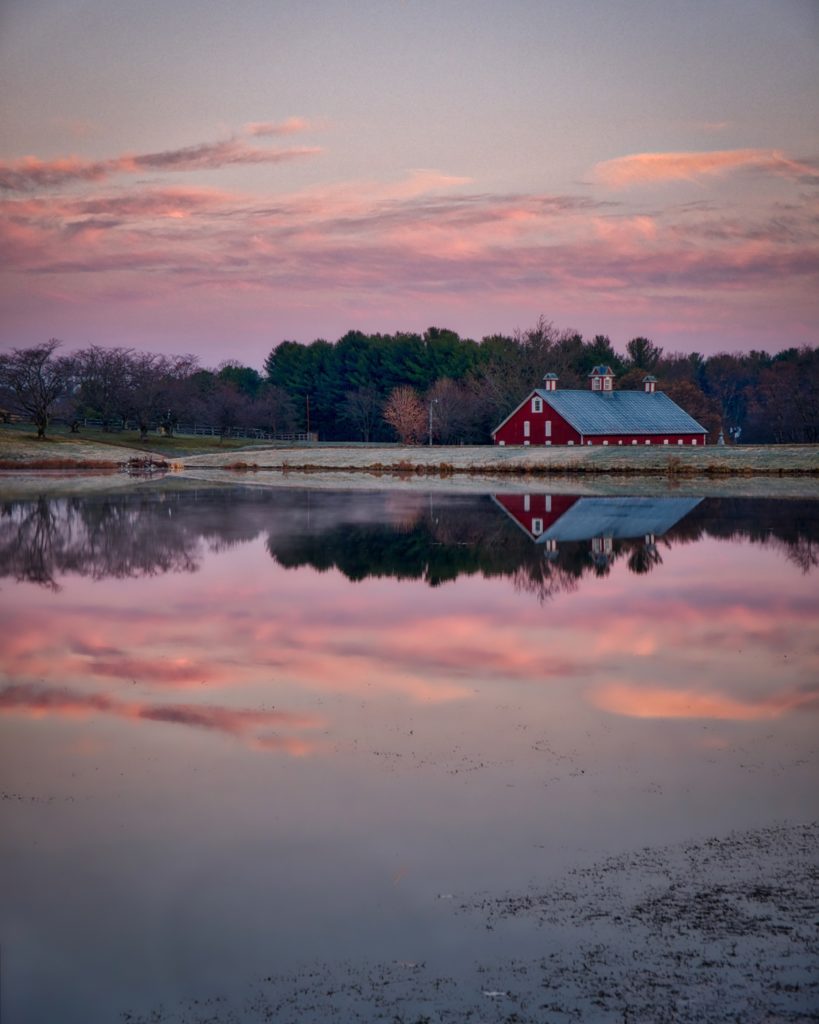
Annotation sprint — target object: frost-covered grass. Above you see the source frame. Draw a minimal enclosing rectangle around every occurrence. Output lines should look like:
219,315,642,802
2,426,818,475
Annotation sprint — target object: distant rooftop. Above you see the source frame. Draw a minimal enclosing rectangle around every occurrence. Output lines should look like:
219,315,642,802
531,388,707,435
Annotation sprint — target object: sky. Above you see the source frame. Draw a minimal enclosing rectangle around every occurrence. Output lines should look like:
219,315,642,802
1,0,818,368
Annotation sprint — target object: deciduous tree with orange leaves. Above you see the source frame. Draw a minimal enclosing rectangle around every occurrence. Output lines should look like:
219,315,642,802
383,385,426,444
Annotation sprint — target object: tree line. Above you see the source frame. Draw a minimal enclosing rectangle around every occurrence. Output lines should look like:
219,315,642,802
1,319,817,443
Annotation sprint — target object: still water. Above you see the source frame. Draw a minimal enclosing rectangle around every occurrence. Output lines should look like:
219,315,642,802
1,484,817,1022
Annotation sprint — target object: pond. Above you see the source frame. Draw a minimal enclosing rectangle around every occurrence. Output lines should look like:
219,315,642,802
1,483,817,1023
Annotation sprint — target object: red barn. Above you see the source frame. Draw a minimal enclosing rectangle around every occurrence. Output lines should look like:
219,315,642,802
492,367,707,447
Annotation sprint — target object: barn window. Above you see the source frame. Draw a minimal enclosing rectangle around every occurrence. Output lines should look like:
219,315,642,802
532,397,543,413
663,439,669,445
523,420,530,437
545,420,552,438
524,495,530,512
603,376,612,391
603,440,609,446
546,496,552,512
499,440,506,446
592,377,602,391
567,440,574,445
677,440,683,445
618,440,623,445
531,518,543,536
645,440,651,445
691,439,697,445
632,440,638,445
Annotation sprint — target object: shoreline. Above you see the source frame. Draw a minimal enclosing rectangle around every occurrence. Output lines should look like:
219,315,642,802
1,438,818,478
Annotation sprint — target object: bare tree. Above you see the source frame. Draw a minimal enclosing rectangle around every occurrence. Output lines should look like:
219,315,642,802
0,340,71,438
202,379,245,440
125,352,198,440
341,385,382,441
383,385,426,444
73,345,134,430
249,384,297,436
426,378,482,443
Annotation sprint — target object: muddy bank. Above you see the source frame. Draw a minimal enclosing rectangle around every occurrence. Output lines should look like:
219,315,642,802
123,821,818,1023
3,466,819,501
176,466,819,500
3,467,819,501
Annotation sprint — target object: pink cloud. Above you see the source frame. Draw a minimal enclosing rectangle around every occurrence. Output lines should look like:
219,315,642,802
0,682,323,754
594,149,819,188
87,654,220,685
75,187,235,218
244,117,314,136
590,681,819,721
0,138,322,192
1,144,817,352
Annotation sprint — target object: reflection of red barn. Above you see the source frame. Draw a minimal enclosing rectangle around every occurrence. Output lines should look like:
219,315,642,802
492,493,703,547
492,367,707,447
491,493,579,540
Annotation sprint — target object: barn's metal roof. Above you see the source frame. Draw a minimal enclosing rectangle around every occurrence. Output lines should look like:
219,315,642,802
532,389,707,435
540,496,703,542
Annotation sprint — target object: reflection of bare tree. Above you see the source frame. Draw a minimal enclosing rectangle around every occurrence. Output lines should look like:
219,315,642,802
0,499,62,589
0,496,203,586
775,537,819,574
627,544,664,575
511,562,580,603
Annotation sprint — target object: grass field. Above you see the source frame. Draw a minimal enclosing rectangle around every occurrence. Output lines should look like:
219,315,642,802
1,423,817,477
0,422,270,459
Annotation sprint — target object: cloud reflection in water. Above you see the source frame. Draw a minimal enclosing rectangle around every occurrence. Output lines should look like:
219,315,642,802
0,488,817,754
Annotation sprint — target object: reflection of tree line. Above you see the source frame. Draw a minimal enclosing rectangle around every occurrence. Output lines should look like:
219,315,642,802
0,496,201,588
1,489,816,592
264,494,818,597
662,497,819,574
268,508,668,603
